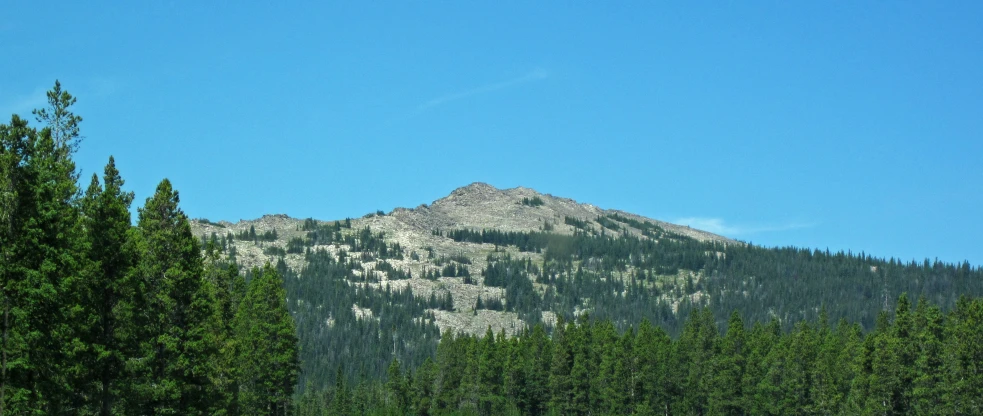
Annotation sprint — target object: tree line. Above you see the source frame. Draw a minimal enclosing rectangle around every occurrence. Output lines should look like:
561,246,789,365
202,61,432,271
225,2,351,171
0,82,299,414
297,294,983,415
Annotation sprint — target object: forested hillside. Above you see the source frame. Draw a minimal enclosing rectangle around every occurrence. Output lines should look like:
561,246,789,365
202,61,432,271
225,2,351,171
192,196,983,396
295,294,983,415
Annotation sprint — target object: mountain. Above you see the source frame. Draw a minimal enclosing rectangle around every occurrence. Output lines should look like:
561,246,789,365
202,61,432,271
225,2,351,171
191,183,731,333
189,182,983,390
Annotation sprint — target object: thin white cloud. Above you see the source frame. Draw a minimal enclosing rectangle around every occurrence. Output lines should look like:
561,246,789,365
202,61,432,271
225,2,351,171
0,86,47,119
674,217,817,236
417,68,549,112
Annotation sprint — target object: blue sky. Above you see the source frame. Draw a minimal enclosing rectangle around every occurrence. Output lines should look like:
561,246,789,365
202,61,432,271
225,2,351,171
2,2,981,265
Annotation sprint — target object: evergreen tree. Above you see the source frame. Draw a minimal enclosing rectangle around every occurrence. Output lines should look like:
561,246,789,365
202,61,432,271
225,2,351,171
675,308,718,415
412,358,436,415
911,296,945,414
522,324,551,415
941,297,983,413
385,359,407,413
809,308,846,414
547,318,573,414
863,311,901,415
477,327,503,414
0,81,87,413
132,179,219,414
79,157,139,415
236,262,300,415
633,319,672,415
206,259,244,414
710,311,746,415
742,319,780,415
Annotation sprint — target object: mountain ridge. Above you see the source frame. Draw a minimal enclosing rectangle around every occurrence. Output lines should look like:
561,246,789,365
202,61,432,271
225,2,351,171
191,182,734,336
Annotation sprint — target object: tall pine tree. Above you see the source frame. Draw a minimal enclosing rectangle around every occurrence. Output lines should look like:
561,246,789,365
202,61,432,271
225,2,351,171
79,156,139,415
0,81,87,413
236,262,300,415
132,179,219,414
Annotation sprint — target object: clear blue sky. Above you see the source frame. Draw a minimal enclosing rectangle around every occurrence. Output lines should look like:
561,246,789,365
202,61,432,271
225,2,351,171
2,2,981,265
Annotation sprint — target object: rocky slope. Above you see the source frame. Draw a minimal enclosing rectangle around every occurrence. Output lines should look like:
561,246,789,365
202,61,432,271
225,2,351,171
190,182,734,335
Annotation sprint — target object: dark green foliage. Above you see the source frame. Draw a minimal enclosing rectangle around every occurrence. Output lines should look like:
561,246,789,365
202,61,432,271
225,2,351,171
521,196,544,207
236,226,277,242
286,237,307,254
564,216,589,230
131,179,219,414
594,215,620,231
0,81,88,413
78,157,140,415
195,217,226,228
296,295,983,416
236,263,300,415
445,225,983,336
284,249,442,393
1,83,300,414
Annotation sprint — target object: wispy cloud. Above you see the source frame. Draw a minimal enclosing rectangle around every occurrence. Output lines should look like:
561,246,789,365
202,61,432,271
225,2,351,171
674,217,817,236
0,86,48,119
417,68,549,112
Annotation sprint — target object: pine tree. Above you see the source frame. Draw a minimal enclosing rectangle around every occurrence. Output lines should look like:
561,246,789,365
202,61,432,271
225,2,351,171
412,358,436,415
863,311,900,415
236,262,300,415
910,296,945,414
810,308,846,414
0,81,87,413
523,324,551,415
385,359,407,413
590,320,621,414
0,114,32,414
892,294,916,414
675,308,718,415
547,318,573,414
79,156,139,415
567,321,592,415
742,319,779,415
206,259,244,415
634,319,672,415
710,311,746,415
132,179,219,414
941,297,983,413
477,327,503,414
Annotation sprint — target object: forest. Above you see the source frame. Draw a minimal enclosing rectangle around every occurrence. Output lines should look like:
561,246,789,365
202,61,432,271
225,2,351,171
295,295,983,415
0,83,298,414
3,83,982,415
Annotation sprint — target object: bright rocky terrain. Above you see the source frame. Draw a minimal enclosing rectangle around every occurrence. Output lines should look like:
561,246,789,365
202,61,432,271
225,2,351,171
190,182,733,336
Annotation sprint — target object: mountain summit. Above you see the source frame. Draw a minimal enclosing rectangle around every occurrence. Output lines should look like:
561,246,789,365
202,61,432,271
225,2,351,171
191,182,732,333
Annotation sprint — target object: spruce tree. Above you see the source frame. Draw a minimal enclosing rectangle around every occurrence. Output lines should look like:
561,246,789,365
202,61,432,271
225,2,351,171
236,262,300,415
207,259,244,415
911,296,945,413
79,157,139,415
634,319,673,415
0,81,87,412
132,179,219,414
710,311,746,415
